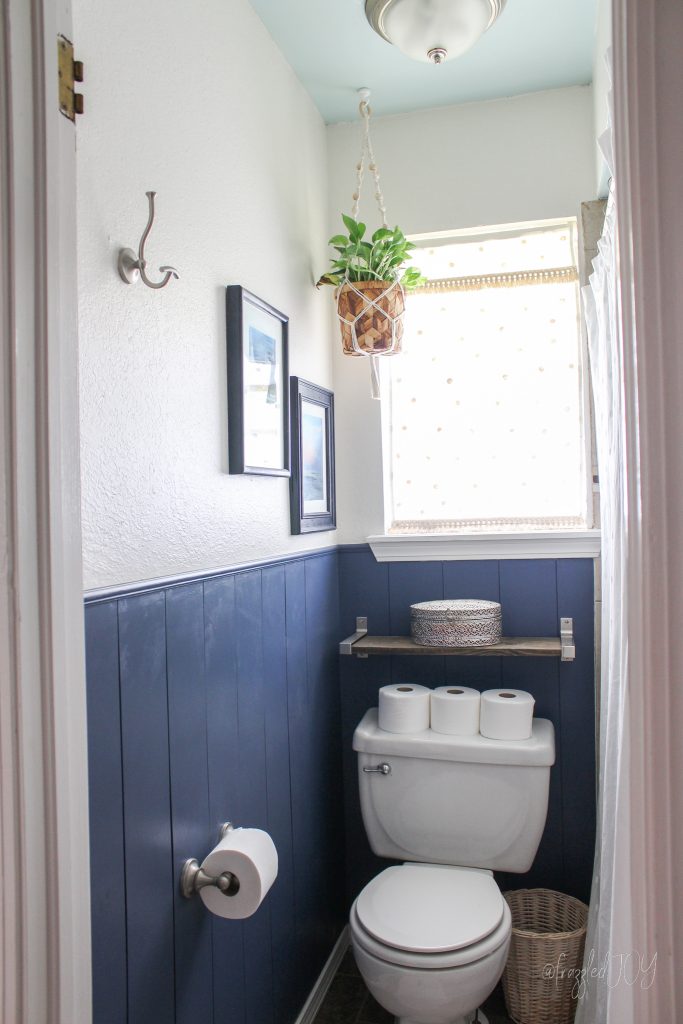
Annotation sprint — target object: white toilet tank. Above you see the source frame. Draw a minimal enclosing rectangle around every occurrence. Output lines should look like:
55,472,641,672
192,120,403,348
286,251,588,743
354,708,555,873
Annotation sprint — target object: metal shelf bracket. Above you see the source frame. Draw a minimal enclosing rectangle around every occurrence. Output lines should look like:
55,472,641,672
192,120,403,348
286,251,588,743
560,617,576,662
339,616,368,657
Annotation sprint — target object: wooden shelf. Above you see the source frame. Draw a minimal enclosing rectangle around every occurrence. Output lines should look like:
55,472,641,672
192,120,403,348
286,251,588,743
348,635,562,658
339,617,575,660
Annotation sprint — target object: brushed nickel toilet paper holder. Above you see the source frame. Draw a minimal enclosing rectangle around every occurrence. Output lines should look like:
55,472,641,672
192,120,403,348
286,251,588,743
180,822,241,899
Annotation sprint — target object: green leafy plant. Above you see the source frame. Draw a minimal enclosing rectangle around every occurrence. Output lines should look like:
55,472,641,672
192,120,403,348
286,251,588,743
316,214,425,290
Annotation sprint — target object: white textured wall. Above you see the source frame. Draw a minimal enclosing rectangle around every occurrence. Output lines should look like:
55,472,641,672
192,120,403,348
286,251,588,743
76,0,334,589
327,86,597,543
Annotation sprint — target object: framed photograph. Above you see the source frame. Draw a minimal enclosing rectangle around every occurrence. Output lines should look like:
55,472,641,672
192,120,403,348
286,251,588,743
289,377,336,534
226,286,290,476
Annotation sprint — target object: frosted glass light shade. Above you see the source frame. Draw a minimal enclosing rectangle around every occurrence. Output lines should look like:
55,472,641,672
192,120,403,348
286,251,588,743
365,0,506,63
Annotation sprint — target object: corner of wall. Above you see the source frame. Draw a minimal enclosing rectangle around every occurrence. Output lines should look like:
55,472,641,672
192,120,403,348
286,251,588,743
592,0,613,197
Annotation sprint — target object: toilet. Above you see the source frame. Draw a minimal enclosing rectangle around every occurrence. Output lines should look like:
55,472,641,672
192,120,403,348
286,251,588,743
350,707,555,1024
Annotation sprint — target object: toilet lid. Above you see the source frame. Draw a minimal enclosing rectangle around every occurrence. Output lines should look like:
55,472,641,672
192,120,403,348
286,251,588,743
355,864,504,954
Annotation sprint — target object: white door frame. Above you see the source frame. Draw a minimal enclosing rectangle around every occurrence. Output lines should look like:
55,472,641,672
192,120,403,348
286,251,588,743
0,0,91,1020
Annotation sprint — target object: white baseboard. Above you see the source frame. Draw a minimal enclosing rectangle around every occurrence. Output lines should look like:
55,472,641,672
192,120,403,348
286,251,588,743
294,926,350,1024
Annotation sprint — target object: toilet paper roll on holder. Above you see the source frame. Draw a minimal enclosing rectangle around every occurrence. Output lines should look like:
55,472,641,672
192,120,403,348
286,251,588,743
181,822,241,900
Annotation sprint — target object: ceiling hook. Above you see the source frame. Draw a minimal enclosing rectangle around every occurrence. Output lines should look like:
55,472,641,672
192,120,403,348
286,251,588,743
118,191,180,289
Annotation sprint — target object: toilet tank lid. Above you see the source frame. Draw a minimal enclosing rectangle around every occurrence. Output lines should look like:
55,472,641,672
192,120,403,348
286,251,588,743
353,708,555,766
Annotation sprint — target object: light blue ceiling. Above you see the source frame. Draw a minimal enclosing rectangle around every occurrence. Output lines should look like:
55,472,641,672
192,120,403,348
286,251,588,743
249,0,597,124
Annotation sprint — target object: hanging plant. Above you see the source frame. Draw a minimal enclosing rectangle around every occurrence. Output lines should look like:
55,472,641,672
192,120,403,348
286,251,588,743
317,214,424,358
316,92,424,378
317,214,424,290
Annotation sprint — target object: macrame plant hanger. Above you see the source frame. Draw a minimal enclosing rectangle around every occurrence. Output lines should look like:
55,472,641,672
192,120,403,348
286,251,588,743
338,88,405,399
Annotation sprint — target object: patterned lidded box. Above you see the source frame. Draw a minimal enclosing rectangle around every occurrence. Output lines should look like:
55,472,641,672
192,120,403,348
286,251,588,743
410,599,502,647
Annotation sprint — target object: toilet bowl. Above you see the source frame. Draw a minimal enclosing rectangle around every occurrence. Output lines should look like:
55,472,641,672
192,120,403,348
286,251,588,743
349,863,511,1024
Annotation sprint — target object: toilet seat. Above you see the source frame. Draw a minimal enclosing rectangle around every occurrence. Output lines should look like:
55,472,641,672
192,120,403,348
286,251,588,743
351,864,511,971
356,864,504,953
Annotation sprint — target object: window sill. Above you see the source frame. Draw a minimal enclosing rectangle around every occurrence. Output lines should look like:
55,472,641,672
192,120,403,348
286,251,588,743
367,530,601,562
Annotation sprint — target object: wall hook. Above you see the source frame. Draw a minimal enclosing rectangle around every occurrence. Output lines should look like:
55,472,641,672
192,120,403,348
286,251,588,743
118,191,180,289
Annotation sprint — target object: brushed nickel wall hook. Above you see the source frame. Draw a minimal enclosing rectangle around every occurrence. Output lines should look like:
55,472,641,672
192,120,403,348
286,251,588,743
118,191,180,289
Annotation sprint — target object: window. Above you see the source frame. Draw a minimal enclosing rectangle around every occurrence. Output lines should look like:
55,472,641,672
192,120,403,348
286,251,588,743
383,219,591,534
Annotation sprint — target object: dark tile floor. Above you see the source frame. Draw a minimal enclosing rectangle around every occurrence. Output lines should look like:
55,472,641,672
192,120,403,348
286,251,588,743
313,949,514,1024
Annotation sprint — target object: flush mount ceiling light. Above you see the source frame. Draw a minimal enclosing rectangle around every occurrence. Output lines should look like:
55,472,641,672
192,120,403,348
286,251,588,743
365,0,507,64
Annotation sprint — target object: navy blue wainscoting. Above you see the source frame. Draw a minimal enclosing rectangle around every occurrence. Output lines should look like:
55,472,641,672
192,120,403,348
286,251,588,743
337,545,596,909
85,549,344,1024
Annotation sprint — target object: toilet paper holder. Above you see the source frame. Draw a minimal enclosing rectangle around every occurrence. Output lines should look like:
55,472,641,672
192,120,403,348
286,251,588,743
181,822,241,900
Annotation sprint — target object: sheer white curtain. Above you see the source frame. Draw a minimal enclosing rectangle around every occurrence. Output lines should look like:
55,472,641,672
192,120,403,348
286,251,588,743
577,63,635,1023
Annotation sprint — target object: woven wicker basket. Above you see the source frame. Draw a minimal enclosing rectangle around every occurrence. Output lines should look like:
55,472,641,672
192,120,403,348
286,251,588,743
336,280,404,356
502,889,588,1024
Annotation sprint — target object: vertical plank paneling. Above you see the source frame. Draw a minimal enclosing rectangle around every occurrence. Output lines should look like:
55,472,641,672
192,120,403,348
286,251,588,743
443,560,502,691
166,584,213,1024
389,561,446,688
234,570,273,1024
388,561,444,636
261,565,298,1022
85,601,128,1024
88,550,349,1024
499,559,559,636
304,555,345,963
557,559,596,901
498,560,564,895
442,561,500,602
284,559,313,1015
118,592,175,1024
86,545,595,1024
204,575,246,1024
338,547,391,635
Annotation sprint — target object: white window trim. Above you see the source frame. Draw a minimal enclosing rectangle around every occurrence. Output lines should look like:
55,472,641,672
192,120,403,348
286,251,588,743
367,529,601,562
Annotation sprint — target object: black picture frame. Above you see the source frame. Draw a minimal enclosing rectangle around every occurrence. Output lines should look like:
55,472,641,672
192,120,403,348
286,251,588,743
289,377,336,534
226,286,290,476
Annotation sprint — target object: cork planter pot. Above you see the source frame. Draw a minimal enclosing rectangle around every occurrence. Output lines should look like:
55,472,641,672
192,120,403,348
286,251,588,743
336,280,405,357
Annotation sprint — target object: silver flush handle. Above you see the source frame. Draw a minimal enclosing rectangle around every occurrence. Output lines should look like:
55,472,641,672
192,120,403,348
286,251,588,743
363,762,391,775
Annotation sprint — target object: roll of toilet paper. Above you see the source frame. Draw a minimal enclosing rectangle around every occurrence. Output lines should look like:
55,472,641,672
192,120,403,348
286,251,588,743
378,683,431,734
479,689,535,740
199,827,278,920
430,686,481,736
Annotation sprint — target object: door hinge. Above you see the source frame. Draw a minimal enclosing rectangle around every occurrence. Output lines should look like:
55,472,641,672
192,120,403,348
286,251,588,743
58,35,84,122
